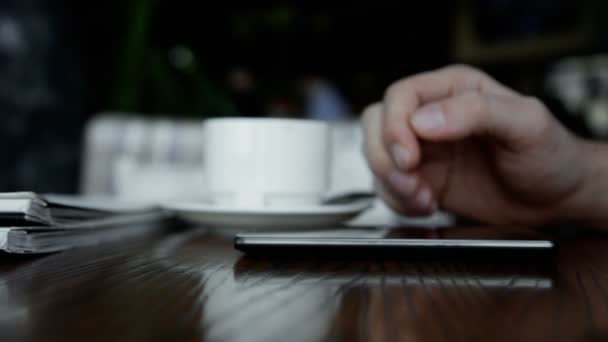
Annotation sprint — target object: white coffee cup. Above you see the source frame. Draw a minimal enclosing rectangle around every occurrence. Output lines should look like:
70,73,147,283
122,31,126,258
203,118,330,208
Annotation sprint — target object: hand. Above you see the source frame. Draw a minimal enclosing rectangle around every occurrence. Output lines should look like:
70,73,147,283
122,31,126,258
362,65,591,226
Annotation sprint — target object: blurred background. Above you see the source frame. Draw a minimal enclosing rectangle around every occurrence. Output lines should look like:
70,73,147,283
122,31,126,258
2,0,608,195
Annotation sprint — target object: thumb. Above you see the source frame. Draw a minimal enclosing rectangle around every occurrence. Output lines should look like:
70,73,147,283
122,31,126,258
409,91,549,149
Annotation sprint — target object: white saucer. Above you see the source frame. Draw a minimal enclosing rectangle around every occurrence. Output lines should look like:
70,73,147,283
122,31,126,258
163,198,373,232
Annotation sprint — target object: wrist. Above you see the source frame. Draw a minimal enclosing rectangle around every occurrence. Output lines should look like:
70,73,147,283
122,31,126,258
556,140,608,229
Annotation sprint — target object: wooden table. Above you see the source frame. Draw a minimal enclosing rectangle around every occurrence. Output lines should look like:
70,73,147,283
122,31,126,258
0,227,607,342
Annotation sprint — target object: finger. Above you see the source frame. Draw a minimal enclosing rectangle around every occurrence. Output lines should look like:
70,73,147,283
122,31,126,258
362,103,396,179
376,173,437,216
386,65,517,113
364,104,436,215
382,65,517,170
409,91,550,150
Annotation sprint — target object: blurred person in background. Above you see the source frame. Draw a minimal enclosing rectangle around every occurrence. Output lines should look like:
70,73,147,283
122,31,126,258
302,76,352,121
226,67,265,116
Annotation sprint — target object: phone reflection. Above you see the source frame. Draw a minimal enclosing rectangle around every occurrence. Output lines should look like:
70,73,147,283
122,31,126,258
320,239,608,341
234,255,554,289
234,253,557,341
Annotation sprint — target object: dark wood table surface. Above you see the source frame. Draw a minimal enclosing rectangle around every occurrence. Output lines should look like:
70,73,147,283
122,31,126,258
0,226,607,342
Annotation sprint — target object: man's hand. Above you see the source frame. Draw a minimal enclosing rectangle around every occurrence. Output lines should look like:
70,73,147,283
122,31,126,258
362,65,595,226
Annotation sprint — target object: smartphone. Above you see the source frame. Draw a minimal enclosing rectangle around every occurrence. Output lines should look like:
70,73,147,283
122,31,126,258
234,226,556,258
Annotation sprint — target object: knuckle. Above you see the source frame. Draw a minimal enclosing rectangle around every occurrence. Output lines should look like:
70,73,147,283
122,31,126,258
365,146,392,179
361,103,381,122
383,81,406,101
371,164,393,181
375,181,409,213
464,92,490,116
375,166,393,181
384,124,403,144
443,64,484,77
521,96,552,136
372,158,393,179
443,91,488,119
521,96,547,114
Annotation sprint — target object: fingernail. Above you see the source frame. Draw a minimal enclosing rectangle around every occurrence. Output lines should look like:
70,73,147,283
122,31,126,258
415,188,432,208
412,105,446,132
391,144,410,170
387,171,418,196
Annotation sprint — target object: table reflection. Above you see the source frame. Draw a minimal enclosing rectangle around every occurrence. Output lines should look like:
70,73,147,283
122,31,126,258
0,231,606,341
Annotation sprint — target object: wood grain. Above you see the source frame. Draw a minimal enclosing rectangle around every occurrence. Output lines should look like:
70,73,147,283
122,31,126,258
0,228,606,341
